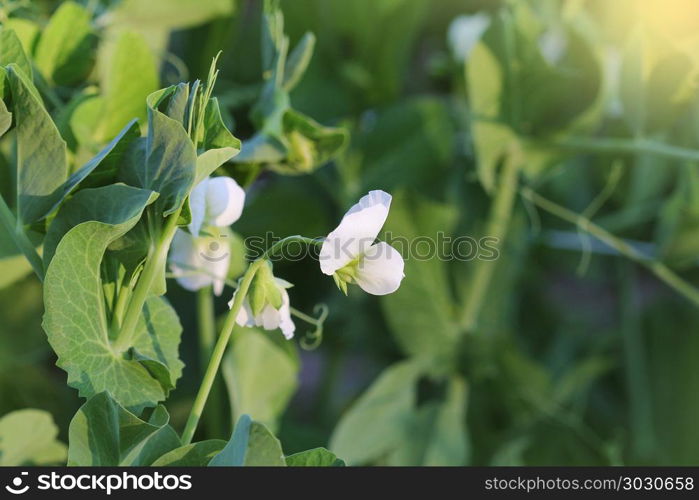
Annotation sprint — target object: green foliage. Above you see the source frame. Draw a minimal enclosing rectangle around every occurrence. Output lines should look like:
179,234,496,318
223,327,298,431
230,1,347,175
330,360,424,464
34,2,95,86
120,88,197,217
5,64,68,225
68,393,180,466
0,409,67,465
209,415,286,466
152,440,226,466
0,27,32,83
286,447,345,466
1,0,699,469
42,187,184,411
74,30,158,146
381,192,460,364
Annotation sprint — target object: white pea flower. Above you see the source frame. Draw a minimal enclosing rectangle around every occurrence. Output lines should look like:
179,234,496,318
320,190,405,296
169,176,245,295
169,228,231,296
188,176,245,237
447,13,491,62
230,278,296,339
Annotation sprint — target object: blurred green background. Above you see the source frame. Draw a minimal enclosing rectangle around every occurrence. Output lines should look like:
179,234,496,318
2,0,699,465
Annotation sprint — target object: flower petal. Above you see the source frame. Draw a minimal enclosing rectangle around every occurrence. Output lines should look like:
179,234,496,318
278,287,295,339
355,242,405,295
169,229,230,295
188,177,209,237
233,294,256,328
169,230,212,291
319,190,392,275
206,176,245,228
258,304,281,330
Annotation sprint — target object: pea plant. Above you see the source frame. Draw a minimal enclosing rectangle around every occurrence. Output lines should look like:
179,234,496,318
0,0,397,466
4,0,699,468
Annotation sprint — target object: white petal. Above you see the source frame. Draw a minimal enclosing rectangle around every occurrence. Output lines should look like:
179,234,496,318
448,13,490,61
169,230,212,291
278,288,295,339
355,242,405,295
233,294,256,328
257,304,281,330
206,176,245,227
169,229,230,295
188,178,209,237
319,190,392,275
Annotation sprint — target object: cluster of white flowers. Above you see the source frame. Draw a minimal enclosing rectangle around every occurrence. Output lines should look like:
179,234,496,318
169,178,404,340
169,176,245,296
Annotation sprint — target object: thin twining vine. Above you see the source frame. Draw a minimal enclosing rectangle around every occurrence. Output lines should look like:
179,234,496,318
521,186,699,308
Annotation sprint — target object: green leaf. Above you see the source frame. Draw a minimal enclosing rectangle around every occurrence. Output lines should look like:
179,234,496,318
0,99,11,138
120,88,197,217
286,447,345,467
152,440,226,466
43,184,157,268
209,415,286,466
329,360,425,465
62,120,141,194
283,32,316,91
421,376,469,465
645,49,697,133
276,109,347,175
222,328,298,432
34,1,95,86
0,26,32,80
6,65,69,224
195,97,242,184
111,0,235,30
2,18,40,56
95,30,158,142
0,409,67,465
381,192,460,363
68,392,181,466
466,42,512,192
232,132,287,164
165,82,190,123
43,187,184,411
383,377,469,467
0,234,33,289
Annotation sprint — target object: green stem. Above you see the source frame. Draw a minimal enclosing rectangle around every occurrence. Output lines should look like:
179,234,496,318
197,286,225,439
522,186,699,308
113,208,182,352
181,259,265,445
619,263,654,460
537,136,699,164
262,235,322,260
0,195,44,281
110,282,132,333
459,148,521,332
197,287,217,364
